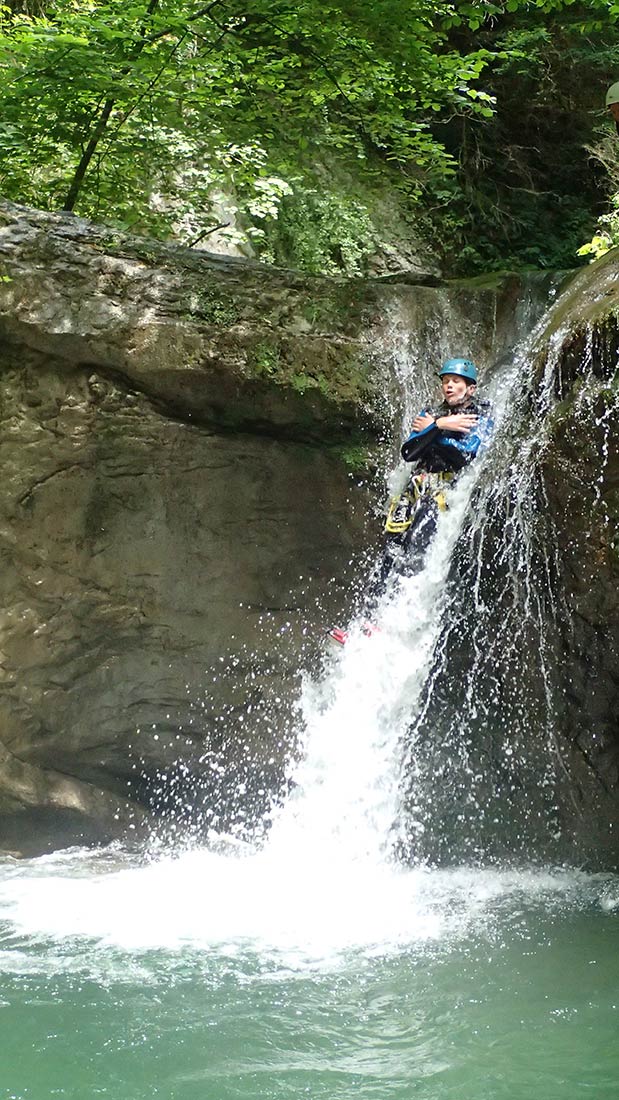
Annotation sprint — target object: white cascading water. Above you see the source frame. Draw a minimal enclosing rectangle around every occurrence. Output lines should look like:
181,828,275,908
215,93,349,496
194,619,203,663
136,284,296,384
1,278,614,966
267,468,481,864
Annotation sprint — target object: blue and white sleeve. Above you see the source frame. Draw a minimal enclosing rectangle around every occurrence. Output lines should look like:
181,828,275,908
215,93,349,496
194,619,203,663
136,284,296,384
400,410,440,463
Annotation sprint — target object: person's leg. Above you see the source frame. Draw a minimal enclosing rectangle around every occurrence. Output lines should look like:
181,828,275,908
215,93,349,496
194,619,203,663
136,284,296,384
365,531,405,610
399,495,438,573
367,486,437,608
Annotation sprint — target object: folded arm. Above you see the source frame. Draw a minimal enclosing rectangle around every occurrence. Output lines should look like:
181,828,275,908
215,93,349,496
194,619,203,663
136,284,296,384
401,408,493,464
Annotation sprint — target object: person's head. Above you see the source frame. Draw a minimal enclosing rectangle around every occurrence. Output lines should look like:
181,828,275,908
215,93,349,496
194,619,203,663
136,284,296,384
438,358,477,405
606,82,619,123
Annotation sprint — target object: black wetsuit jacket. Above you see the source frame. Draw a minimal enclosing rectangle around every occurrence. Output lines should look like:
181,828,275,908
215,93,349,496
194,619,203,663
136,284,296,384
400,397,493,473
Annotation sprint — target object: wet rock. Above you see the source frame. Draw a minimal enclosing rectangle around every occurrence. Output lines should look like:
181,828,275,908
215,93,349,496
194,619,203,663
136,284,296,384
528,251,619,863
0,351,373,851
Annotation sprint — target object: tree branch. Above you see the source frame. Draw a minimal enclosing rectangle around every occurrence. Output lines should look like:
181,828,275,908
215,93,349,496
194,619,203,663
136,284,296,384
61,0,163,212
61,97,115,211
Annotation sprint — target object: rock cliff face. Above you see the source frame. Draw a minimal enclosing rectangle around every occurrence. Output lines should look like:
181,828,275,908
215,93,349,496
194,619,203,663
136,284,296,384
533,251,619,860
0,202,508,855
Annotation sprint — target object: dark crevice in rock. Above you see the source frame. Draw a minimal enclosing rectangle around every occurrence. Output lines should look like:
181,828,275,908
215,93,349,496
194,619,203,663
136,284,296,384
16,463,87,505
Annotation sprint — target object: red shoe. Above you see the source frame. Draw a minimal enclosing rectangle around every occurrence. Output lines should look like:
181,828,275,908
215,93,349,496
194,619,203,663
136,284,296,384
327,623,380,646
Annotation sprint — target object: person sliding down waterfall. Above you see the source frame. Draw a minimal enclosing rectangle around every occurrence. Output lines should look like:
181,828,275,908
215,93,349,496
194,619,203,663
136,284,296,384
328,358,493,646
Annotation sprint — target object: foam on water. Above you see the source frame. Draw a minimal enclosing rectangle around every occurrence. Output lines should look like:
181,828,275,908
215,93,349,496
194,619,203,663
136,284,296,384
0,844,612,967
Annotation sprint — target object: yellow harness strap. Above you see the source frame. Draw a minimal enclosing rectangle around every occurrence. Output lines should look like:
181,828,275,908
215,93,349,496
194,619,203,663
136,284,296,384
384,470,454,533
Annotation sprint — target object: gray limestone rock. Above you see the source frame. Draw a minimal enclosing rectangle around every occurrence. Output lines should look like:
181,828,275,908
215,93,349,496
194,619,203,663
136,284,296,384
531,252,619,859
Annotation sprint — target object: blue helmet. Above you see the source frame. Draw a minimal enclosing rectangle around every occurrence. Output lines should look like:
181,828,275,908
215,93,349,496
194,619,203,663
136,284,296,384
439,358,477,384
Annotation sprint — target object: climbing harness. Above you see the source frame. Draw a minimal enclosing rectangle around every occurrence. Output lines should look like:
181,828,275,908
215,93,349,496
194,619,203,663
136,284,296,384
327,473,456,648
384,471,454,535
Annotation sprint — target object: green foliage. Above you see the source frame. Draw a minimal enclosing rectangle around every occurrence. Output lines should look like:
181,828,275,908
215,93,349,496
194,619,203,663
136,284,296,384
577,230,614,262
0,0,618,275
579,187,619,260
578,128,619,261
0,0,527,250
263,186,376,276
334,443,375,474
429,174,599,273
185,286,241,326
428,3,619,273
250,342,280,377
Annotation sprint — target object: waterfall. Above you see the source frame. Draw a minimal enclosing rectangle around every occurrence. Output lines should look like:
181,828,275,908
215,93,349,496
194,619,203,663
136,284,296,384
0,271,607,961
270,275,572,873
394,273,610,867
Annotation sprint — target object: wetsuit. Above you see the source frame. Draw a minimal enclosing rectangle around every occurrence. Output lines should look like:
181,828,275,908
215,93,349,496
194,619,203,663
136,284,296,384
371,397,493,597
401,396,493,471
